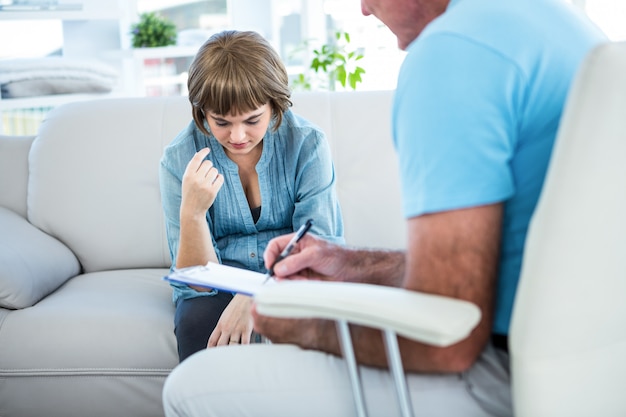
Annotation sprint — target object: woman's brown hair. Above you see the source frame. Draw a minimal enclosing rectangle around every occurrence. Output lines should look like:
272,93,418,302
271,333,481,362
187,30,292,136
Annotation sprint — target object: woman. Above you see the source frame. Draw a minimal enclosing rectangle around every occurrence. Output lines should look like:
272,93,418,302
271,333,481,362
159,30,344,362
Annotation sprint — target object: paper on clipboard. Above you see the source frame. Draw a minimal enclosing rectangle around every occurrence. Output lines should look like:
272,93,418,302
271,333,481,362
163,261,275,296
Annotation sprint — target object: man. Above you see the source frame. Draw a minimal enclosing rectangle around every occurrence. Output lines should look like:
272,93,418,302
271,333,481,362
162,0,606,416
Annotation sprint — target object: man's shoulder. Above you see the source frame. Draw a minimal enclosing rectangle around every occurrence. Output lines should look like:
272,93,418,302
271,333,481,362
420,0,603,54
406,0,604,89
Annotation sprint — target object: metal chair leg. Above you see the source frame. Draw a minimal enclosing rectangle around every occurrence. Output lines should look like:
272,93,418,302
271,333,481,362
383,329,414,417
336,322,414,417
336,319,368,417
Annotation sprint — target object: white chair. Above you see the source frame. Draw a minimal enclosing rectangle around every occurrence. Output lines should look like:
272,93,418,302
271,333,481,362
255,41,626,417
509,41,626,416
255,281,481,417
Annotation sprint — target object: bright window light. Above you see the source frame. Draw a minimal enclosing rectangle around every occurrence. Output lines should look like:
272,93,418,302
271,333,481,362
0,20,63,59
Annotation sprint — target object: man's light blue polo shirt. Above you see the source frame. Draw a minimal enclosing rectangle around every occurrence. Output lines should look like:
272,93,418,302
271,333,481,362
393,0,606,334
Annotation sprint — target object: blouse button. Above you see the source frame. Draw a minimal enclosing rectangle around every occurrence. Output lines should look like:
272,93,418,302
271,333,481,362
250,252,256,258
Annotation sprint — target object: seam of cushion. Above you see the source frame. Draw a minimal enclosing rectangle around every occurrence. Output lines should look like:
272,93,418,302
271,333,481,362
0,367,173,377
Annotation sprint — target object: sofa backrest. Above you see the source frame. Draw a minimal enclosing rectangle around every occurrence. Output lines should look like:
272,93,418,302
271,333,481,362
291,91,406,250
28,97,189,273
0,134,34,218
27,91,405,273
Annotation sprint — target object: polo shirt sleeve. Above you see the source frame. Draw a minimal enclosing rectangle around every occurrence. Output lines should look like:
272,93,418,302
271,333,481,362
393,32,526,218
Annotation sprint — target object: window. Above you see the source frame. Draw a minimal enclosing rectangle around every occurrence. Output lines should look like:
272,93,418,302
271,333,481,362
136,0,229,34
273,0,404,91
574,0,626,40
0,20,62,59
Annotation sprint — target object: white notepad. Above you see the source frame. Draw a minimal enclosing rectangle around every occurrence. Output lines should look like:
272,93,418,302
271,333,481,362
164,262,275,296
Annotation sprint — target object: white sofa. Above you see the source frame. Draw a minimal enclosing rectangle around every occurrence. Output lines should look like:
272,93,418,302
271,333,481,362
0,90,405,417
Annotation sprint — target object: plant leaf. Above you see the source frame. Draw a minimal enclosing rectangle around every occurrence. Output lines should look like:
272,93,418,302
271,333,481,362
336,65,347,87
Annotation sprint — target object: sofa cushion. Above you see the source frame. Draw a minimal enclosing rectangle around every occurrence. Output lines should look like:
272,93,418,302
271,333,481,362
0,268,177,417
0,207,81,309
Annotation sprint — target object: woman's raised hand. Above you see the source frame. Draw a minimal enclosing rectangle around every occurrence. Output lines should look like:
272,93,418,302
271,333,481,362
181,148,224,217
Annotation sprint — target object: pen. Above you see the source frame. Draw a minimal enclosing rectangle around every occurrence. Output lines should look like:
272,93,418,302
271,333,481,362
264,218,313,281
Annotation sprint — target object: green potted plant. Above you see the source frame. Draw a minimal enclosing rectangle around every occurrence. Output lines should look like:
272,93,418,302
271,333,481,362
291,31,365,92
130,12,177,48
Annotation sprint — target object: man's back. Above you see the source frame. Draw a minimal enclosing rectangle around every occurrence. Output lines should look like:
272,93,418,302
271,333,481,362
393,0,607,336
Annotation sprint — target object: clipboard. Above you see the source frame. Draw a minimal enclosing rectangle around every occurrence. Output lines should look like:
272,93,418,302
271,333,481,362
163,262,275,296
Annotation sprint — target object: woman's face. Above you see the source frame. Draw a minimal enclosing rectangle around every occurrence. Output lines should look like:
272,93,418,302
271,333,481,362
206,103,272,159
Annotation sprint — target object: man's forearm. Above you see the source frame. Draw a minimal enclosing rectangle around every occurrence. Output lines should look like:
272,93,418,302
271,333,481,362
256,246,409,364
340,248,406,287
286,247,482,372
304,315,479,373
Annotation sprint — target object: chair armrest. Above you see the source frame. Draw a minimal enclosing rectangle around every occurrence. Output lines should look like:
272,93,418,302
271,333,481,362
255,280,481,347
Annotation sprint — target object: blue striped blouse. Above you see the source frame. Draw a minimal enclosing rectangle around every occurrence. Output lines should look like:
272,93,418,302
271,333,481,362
159,109,345,303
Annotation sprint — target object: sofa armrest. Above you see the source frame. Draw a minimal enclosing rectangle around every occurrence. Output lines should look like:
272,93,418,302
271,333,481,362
0,207,81,309
0,135,34,218
255,280,481,347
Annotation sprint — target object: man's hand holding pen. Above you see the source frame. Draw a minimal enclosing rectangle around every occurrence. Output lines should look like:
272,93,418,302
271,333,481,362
254,227,345,347
263,218,313,282
262,230,346,282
